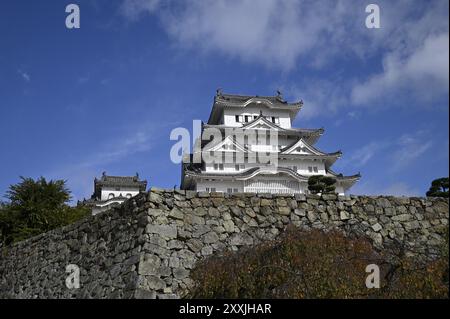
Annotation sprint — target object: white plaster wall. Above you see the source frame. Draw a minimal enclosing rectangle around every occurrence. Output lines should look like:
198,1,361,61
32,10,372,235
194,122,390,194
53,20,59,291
223,105,292,128
196,180,244,193
204,158,327,176
196,176,346,195
100,186,140,201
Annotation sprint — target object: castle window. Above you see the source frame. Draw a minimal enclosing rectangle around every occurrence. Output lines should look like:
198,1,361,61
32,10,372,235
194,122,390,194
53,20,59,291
126,193,132,198
214,164,218,170
292,166,298,172
233,188,239,193
108,193,115,199
235,115,240,122
313,167,319,173
235,164,240,171
245,115,250,122
219,164,224,170
227,188,232,193
308,166,313,173
211,187,216,192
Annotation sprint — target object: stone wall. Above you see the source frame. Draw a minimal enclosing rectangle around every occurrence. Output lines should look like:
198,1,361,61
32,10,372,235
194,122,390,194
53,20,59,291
0,195,148,299
0,189,448,299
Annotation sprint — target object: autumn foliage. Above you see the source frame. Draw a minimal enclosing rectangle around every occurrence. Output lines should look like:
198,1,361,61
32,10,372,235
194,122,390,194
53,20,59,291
188,227,448,299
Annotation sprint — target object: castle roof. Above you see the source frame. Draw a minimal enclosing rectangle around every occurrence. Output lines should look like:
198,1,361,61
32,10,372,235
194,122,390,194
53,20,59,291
92,173,147,199
203,114,323,145
208,91,303,124
182,166,360,190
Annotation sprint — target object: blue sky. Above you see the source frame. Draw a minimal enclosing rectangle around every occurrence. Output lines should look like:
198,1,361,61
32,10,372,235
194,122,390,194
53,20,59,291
0,0,448,202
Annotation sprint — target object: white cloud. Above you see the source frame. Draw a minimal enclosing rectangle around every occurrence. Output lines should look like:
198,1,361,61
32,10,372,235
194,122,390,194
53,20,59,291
120,0,160,21
120,0,449,117
339,130,432,172
18,69,30,82
347,141,389,167
46,121,168,202
391,131,433,171
351,32,449,105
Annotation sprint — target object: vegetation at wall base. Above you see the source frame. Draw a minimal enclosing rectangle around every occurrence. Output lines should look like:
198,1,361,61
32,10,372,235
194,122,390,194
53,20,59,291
0,177,90,245
188,227,449,299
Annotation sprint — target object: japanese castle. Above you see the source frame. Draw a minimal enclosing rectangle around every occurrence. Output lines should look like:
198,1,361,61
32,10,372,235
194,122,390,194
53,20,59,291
84,172,147,215
180,90,360,195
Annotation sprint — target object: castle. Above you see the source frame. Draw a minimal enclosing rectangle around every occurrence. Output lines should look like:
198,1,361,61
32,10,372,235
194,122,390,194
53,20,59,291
83,172,147,215
181,91,360,195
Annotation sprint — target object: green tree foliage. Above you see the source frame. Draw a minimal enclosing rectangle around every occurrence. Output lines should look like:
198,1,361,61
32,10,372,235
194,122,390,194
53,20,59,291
0,177,90,245
426,177,449,198
188,227,449,299
308,175,337,194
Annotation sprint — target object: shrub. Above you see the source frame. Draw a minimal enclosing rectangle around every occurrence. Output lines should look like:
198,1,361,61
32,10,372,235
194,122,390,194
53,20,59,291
188,227,448,299
308,175,336,194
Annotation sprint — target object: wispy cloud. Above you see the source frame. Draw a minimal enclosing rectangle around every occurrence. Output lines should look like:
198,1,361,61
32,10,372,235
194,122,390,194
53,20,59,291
46,119,179,202
391,131,433,172
120,0,160,21
17,69,30,82
351,32,449,106
118,0,449,118
341,130,432,172
346,141,390,167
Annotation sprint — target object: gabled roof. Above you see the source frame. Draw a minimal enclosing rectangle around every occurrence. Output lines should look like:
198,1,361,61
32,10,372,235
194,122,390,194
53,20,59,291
208,91,303,124
240,114,284,130
204,135,250,153
203,114,324,145
280,138,341,156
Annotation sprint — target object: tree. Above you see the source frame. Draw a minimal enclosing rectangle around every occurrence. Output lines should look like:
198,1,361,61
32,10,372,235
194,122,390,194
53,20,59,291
308,175,337,194
0,177,90,245
426,177,449,198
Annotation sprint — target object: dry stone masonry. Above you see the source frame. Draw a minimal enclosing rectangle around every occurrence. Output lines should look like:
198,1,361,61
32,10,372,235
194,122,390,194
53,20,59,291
1,189,448,299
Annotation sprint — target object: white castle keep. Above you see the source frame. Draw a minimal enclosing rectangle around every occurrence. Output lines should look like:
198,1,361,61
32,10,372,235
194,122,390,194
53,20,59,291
180,90,360,195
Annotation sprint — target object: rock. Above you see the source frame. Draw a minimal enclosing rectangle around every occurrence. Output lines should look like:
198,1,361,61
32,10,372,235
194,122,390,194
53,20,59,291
229,233,253,246
203,232,219,244
146,276,166,290
391,214,411,222
340,211,350,220
146,224,177,240
371,223,382,232
169,208,184,220
223,220,235,233
173,268,190,280
307,211,317,222
260,199,272,206
278,207,291,216
245,208,256,218
184,214,205,225
294,208,306,216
